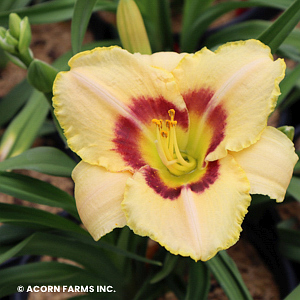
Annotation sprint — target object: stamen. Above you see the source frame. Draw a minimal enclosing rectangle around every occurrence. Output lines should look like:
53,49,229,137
161,130,174,161
168,109,175,121
152,110,197,176
161,130,168,138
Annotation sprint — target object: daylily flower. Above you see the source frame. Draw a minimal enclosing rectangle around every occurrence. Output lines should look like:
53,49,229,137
53,39,298,261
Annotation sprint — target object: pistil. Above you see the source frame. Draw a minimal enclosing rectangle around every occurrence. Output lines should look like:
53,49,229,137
152,109,196,176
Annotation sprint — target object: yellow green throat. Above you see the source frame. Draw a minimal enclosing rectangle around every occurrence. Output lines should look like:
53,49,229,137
152,109,197,176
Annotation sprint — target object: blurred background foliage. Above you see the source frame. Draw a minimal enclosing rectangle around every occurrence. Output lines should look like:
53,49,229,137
0,0,300,299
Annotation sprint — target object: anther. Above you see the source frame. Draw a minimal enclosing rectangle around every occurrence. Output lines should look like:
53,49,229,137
168,109,175,121
152,119,163,129
166,120,171,129
161,131,168,138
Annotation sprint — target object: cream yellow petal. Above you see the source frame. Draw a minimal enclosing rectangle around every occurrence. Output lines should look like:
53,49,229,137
122,155,251,261
53,46,187,172
134,52,187,71
72,161,132,240
172,40,285,161
231,126,298,202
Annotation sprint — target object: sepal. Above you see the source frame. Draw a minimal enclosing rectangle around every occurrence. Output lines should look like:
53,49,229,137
27,59,58,93
277,125,295,141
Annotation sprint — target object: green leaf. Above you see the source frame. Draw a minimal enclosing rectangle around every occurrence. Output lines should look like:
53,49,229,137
284,284,300,300
277,64,300,107
258,0,300,53
3,51,27,69
0,224,35,245
65,230,162,267
278,219,300,263
0,90,49,160
0,203,84,234
0,147,76,177
204,20,263,48
279,88,300,111
71,0,97,54
0,171,78,218
150,253,178,284
185,260,210,300
132,277,161,300
99,239,163,267
205,251,253,300
0,0,14,11
180,0,292,52
0,79,33,127
114,226,132,272
0,47,9,68
166,275,185,300
287,176,300,202
0,261,114,298
27,59,58,93
38,119,57,136
11,0,32,10
181,0,213,47
0,231,122,285
0,226,161,280
204,19,300,52
0,0,32,11
249,194,273,207
0,0,117,26
278,44,300,61
136,0,173,51
294,152,300,174
0,234,34,265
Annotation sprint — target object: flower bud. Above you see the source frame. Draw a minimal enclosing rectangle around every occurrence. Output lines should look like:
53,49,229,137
117,0,151,54
0,134,15,161
0,27,6,38
18,16,31,54
27,59,58,93
0,27,15,52
277,125,295,141
9,13,22,39
0,14,33,68
5,31,19,48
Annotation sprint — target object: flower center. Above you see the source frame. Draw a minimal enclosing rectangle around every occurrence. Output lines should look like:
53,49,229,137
152,109,197,176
